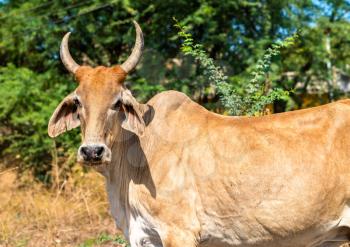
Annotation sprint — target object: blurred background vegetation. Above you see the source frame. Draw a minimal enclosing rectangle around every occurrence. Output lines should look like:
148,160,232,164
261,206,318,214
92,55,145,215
2,0,350,246
1,0,350,181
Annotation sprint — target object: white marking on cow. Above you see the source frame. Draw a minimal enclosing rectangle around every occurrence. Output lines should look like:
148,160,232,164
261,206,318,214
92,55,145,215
129,215,160,247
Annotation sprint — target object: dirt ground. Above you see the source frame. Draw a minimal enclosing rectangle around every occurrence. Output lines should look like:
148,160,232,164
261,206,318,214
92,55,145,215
0,167,126,247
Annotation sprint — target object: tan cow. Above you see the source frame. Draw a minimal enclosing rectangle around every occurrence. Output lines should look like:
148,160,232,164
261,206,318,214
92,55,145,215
48,21,350,247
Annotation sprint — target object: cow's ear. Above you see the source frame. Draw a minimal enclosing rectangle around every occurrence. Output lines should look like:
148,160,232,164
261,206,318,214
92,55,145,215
117,90,145,136
48,94,80,138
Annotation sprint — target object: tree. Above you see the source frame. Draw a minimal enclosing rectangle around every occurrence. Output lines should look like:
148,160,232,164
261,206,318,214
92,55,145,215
1,0,350,180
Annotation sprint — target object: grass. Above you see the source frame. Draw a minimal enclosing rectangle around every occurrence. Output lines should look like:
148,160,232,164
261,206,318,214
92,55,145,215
0,165,128,247
79,233,129,247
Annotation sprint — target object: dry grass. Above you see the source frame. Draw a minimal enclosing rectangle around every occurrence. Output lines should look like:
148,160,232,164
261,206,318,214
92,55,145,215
0,166,125,247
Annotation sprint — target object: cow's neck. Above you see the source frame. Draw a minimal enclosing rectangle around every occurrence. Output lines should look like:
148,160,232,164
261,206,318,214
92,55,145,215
104,128,151,238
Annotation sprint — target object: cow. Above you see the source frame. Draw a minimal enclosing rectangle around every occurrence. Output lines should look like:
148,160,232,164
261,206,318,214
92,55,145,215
48,21,350,247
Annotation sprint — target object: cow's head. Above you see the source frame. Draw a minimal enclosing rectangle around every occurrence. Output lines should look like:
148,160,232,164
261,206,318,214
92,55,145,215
48,21,145,166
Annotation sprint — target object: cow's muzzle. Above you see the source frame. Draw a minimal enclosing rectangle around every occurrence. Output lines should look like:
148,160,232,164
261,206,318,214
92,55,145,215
77,143,111,165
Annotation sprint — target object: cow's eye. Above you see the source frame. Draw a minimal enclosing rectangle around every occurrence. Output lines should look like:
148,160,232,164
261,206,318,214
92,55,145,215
113,100,122,110
73,98,81,107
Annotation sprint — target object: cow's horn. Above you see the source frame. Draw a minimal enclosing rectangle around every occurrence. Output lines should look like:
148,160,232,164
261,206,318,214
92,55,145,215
120,21,144,74
60,32,80,74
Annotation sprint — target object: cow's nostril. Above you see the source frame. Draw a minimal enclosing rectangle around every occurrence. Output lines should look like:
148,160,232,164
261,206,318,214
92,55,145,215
80,146,89,159
95,146,104,158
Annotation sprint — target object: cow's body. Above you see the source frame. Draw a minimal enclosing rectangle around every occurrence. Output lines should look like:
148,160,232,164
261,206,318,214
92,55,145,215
97,90,350,247
50,22,350,247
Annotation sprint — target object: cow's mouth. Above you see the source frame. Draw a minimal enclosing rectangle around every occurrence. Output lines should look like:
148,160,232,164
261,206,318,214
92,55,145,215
80,160,108,167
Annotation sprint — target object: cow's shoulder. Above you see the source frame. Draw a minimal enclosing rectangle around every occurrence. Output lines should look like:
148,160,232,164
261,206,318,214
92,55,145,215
146,90,202,113
147,90,191,106
145,90,213,132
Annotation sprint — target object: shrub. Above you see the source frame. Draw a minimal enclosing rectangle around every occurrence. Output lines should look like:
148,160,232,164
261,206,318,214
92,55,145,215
0,64,79,182
174,18,297,115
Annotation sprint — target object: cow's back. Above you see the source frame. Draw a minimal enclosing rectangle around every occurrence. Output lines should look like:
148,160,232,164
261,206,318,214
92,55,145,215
144,91,350,246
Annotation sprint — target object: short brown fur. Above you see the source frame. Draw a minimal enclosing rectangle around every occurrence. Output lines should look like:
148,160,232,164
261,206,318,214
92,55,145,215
49,42,350,247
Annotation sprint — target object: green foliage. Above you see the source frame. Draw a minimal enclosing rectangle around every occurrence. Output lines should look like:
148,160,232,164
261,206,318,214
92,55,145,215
1,0,350,180
175,19,297,115
79,233,129,247
0,64,79,181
